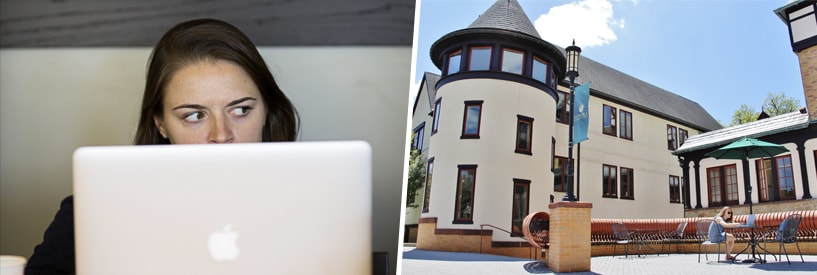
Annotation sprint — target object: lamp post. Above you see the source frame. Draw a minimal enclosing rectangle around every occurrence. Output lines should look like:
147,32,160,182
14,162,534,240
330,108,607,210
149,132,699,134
562,40,581,202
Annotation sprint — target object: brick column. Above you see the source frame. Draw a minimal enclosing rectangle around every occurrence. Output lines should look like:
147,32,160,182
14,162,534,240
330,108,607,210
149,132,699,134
546,201,592,272
797,45,817,121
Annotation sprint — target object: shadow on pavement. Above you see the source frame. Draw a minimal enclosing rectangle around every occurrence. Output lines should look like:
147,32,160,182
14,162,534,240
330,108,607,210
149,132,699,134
402,249,530,262
749,261,817,272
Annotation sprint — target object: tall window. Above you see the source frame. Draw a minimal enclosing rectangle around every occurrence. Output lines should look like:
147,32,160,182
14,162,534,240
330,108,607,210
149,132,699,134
758,155,797,201
501,48,524,74
620,167,634,199
447,50,462,75
619,110,632,140
603,164,618,198
667,125,678,150
468,46,491,71
707,164,738,206
432,98,441,134
511,179,530,237
777,156,796,200
515,115,533,155
412,123,425,153
553,156,567,192
422,158,434,213
669,175,681,203
461,101,483,139
603,105,617,136
532,56,549,84
556,91,569,124
678,128,689,147
454,165,477,223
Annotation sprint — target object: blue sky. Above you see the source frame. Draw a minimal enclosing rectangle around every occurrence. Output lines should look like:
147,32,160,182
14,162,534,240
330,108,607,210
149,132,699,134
410,0,805,126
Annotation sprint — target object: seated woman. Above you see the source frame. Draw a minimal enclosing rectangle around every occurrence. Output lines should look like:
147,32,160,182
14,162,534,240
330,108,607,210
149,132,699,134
24,18,299,275
709,206,742,261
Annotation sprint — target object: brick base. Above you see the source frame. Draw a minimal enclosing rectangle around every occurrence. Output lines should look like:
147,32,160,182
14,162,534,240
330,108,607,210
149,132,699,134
415,217,817,261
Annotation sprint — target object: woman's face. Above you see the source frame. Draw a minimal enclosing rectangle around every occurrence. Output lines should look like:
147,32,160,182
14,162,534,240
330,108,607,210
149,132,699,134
154,60,267,144
724,208,732,218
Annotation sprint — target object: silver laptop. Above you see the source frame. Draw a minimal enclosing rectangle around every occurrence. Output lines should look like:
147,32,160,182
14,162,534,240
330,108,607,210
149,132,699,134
73,141,372,275
738,214,756,228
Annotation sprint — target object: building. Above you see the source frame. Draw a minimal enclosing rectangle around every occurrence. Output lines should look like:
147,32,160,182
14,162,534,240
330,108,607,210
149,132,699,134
673,0,817,218
405,0,730,250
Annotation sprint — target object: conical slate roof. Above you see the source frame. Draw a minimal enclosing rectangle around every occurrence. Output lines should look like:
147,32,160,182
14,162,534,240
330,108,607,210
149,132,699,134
468,0,541,39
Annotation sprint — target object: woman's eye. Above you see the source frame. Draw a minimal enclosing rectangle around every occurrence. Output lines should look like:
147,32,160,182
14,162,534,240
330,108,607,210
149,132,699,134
230,106,252,116
183,112,205,122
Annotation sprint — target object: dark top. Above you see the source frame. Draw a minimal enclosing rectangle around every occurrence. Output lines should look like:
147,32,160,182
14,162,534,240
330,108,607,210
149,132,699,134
26,196,75,275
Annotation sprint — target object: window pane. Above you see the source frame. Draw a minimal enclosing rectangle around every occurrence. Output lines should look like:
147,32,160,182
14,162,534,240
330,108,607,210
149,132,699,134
620,168,633,199
603,165,617,198
603,105,616,136
516,116,533,154
532,57,548,83
556,92,568,124
422,160,434,213
619,110,632,140
448,51,461,75
463,103,482,136
669,176,681,203
667,125,678,150
708,168,722,205
469,47,491,71
777,156,795,200
725,165,738,203
456,166,476,220
412,125,424,152
756,159,771,202
433,99,441,133
502,49,524,74
553,157,566,192
511,181,529,236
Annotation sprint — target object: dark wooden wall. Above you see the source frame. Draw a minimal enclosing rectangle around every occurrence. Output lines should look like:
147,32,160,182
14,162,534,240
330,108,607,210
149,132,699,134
0,0,416,47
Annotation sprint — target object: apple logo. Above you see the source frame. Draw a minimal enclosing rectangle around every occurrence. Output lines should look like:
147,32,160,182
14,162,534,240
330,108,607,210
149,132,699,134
208,224,240,261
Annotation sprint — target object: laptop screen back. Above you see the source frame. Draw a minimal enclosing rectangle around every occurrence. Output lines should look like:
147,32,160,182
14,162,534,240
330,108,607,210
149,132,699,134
73,141,372,275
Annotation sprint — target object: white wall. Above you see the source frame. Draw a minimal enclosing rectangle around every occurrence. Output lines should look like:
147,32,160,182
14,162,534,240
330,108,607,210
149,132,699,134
0,47,412,261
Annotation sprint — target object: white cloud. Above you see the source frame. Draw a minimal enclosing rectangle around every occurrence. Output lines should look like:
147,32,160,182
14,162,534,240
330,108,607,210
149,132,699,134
533,0,624,48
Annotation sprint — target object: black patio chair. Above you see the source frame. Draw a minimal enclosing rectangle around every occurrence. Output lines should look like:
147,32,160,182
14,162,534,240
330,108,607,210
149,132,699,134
761,213,804,264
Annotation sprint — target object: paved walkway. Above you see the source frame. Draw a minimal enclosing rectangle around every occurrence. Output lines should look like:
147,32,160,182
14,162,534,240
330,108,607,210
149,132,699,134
400,246,817,274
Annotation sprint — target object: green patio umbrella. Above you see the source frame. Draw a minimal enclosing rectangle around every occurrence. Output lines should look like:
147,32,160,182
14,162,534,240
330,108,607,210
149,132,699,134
705,137,789,214
705,137,788,263
705,137,789,160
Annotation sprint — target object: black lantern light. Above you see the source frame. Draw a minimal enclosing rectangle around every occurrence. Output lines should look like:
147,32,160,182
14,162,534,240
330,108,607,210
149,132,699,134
562,40,581,202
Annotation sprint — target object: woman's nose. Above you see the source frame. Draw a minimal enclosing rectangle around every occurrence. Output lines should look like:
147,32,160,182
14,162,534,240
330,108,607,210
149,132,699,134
208,116,234,144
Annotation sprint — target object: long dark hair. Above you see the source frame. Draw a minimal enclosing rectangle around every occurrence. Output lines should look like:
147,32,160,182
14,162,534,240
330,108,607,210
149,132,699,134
134,18,299,144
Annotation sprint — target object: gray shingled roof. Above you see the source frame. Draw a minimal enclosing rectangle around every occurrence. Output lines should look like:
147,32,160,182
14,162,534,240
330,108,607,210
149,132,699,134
418,72,440,114
468,0,541,39
425,0,723,133
673,110,810,155
578,56,723,132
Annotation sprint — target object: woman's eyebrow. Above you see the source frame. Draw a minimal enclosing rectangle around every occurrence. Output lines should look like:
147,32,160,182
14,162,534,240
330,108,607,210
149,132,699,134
172,104,206,111
171,97,257,111
226,97,257,107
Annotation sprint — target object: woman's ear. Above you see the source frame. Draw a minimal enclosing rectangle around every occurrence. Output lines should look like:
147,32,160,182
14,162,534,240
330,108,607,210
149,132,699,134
154,115,168,139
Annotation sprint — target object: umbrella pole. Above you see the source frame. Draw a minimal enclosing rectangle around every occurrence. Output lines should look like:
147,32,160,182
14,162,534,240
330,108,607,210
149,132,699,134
742,156,762,263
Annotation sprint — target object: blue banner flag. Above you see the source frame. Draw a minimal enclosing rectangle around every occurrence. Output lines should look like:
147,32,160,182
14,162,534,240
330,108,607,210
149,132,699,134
573,82,590,144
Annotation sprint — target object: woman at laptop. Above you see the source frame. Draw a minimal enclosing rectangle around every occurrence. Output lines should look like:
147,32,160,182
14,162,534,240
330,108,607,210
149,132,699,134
25,18,299,274
710,206,742,261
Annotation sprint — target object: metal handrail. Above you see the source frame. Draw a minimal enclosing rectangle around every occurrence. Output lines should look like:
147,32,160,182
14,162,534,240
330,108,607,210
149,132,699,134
479,224,528,255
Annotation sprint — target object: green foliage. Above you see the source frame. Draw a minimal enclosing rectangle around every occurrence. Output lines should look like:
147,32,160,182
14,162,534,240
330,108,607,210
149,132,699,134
762,91,801,116
729,92,802,126
406,135,426,209
729,104,759,126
